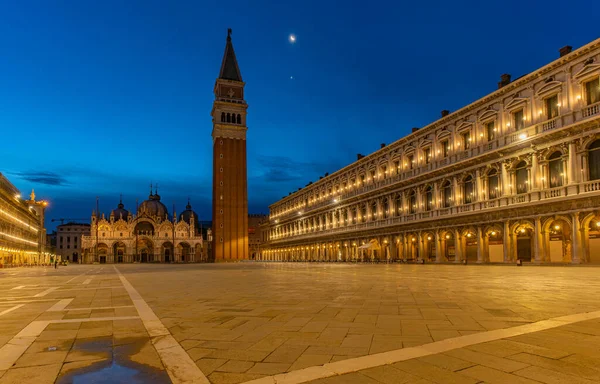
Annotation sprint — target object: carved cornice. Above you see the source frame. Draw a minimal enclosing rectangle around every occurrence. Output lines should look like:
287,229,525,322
212,125,247,141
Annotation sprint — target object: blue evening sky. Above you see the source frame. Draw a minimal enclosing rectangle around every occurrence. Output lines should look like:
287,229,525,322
1,0,598,230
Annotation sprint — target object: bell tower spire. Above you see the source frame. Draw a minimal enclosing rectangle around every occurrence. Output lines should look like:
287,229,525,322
211,29,249,261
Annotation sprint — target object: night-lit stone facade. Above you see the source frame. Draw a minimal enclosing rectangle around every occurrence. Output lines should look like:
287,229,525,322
260,38,600,264
0,173,50,266
81,192,208,263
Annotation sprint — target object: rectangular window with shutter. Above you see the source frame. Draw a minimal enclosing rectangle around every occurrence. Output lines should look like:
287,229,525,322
513,109,524,131
585,77,600,105
545,94,559,120
486,121,495,141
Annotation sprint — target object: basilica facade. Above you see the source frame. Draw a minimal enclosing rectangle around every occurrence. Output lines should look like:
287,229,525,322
260,38,600,264
81,189,209,263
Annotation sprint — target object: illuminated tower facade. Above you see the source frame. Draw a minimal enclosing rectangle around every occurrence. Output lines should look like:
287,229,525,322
211,29,248,261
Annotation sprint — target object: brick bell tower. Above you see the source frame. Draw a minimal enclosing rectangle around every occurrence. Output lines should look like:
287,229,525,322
211,29,248,261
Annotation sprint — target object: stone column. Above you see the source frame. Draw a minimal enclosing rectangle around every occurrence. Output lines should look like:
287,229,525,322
568,142,578,185
572,212,581,263
476,227,484,263
417,232,424,261
501,162,510,196
533,217,542,263
531,154,539,190
452,177,459,206
435,232,442,263
454,229,462,263
503,221,511,262
475,170,482,202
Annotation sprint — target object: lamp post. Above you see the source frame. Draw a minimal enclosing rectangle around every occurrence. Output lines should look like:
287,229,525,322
95,197,99,263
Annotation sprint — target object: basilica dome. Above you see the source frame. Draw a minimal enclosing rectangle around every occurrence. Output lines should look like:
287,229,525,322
111,199,130,221
179,200,199,228
138,192,169,219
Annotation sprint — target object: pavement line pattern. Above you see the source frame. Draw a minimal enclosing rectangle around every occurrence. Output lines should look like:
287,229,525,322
0,304,24,317
33,287,58,297
114,266,210,384
9,286,25,290
62,305,135,312
82,278,92,285
0,320,49,370
242,309,600,384
47,298,74,312
64,272,88,284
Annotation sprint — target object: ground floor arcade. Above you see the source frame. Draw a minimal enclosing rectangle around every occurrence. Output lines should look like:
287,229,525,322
261,210,600,264
81,238,207,264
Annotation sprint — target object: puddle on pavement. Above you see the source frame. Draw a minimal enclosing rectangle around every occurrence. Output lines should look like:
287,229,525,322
56,339,171,384
56,359,171,384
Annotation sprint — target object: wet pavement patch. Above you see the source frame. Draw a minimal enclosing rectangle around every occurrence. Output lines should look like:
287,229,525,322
56,359,171,384
57,338,171,384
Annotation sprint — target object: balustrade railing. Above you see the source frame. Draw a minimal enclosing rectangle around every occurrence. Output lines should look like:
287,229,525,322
270,180,600,244
583,101,600,118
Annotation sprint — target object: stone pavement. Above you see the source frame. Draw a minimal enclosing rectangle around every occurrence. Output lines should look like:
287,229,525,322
0,263,599,383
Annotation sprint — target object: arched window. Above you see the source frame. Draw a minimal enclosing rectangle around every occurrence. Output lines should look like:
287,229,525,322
237,114,241,124
548,152,564,188
463,176,474,204
395,194,402,215
409,191,417,214
370,201,377,220
221,112,225,122
425,186,433,211
488,169,499,199
226,113,231,123
589,140,600,181
515,161,528,194
361,204,367,222
383,199,389,219
442,181,452,208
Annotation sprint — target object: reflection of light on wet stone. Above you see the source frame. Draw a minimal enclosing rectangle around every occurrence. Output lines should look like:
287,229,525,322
57,359,171,384
48,346,57,351
67,362,140,383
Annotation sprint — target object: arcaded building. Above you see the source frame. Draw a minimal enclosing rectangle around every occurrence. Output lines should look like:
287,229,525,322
0,174,50,266
81,190,208,263
261,38,600,264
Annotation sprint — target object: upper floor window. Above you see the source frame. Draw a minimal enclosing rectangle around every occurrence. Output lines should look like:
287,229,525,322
409,192,416,214
394,161,400,174
463,176,474,204
588,140,600,181
513,109,525,131
486,121,495,142
369,170,376,182
545,94,559,120
585,78,600,105
370,201,377,220
425,186,433,211
424,148,431,164
441,140,449,158
442,181,452,208
383,199,389,219
515,161,528,194
548,152,564,188
462,132,471,150
395,194,402,215
488,169,499,199
407,155,414,170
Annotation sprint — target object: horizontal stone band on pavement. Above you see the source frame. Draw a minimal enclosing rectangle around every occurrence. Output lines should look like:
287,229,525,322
242,309,600,384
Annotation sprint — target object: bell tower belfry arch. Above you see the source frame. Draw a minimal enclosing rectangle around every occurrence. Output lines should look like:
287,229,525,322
211,29,249,261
